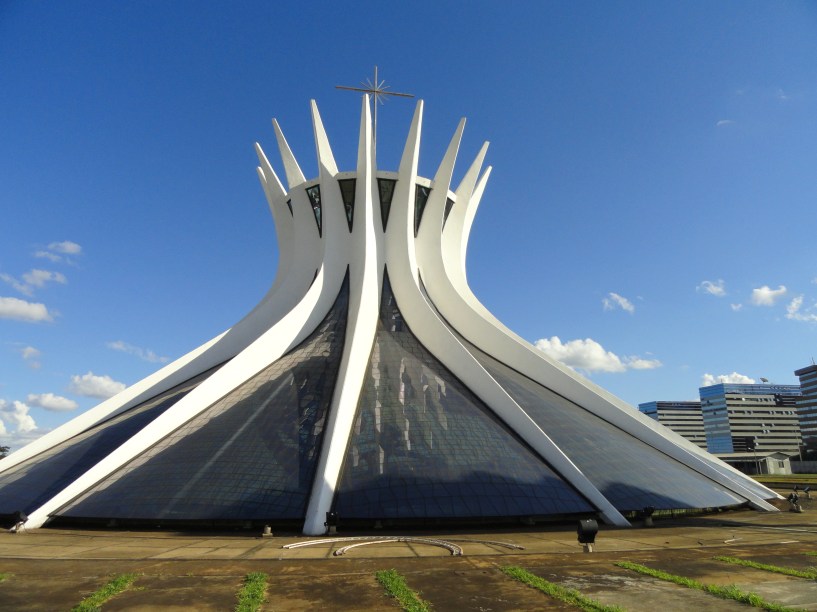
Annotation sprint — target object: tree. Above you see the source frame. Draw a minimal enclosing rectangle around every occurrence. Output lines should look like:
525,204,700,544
0,446,9,459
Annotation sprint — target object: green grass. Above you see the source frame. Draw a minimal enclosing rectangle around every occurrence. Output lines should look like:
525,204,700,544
235,572,269,612
615,561,802,611
714,556,817,579
501,566,623,612
71,573,137,612
375,569,431,612
0,573,10,582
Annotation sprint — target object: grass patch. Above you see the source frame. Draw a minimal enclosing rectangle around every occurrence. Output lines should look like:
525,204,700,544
501,566,623,612
235,572,269,612
72,573,137,612
615,561,801,611
0,573,10,582
714,556,817,579
375,569,431,612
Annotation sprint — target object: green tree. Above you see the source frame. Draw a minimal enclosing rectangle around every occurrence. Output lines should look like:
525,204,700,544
0,446,9,459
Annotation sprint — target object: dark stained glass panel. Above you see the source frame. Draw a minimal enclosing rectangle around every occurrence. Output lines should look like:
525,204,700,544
414,184,431,236
58,275,350,521
337,178,356,231
306,185,322,236
377,178,396,231
333,273,592,520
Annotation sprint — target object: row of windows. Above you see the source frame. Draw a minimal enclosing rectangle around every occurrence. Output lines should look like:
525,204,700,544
286,178,449,235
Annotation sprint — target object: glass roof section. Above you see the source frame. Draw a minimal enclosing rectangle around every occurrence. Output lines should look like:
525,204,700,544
57,274,350,522
333,272,592,520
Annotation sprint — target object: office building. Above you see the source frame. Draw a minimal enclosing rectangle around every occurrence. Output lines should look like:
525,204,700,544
795,364,817,457
638,401,707,449
700,383,802,454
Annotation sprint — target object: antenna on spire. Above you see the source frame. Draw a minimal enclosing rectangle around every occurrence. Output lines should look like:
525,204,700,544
336,66,414,161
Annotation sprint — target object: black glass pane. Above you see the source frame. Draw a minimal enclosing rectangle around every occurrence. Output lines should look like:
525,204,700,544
59,275,350,521
414,185,431,236
338,179,356,232
464,343,744,512
286,199,293,216
443,197,455,228
377,178,396,231
0,368,217,514
333,273,592,520
306,185,322,236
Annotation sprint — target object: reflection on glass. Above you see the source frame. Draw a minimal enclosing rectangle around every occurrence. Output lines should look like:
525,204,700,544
0,368,218,515
334,272,591,519
306,185,322,235
59,275,350,522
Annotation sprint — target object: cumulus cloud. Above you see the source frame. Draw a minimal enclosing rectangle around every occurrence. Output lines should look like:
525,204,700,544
107,340,169,364
602,292,635,314
26,393,78,412
48,241,82,255
702,372,756,386
0,296,53,322
786,296,817,322
698,279,726,297
68,372,126,399
0,399,37,433
730,303,743,312
750,285,787,306
534,336,661,373
34,250,62,263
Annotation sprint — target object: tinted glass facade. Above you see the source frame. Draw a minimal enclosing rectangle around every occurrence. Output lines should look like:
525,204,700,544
57,276,350,522
333,273,592,519
469,348,743,511
0,369,216,515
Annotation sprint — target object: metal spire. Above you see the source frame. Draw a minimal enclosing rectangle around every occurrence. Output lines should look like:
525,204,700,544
336,66,414,161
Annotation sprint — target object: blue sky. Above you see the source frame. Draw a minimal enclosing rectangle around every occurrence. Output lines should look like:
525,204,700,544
2,1,816,450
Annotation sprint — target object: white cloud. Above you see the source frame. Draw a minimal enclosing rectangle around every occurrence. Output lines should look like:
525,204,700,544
716,119,735,127
1,269,66,296
22,269,66,289
730,303,743,312
602,292,635,314
107,340,169,364
0,272,31,295
68,372,126,399
34,250,63,263
20,346,40,360
0,399,37,433
750,285,787,306
26,393,78,412
534,336,661,373
697,279,726,297
0,425,50,452
702,372,756,386
48,240,82,255
786,296,817,323
0,296,54,322
776,88,789,101
19,345,41,369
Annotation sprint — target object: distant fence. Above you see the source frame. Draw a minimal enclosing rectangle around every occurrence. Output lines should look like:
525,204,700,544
790,461,817,474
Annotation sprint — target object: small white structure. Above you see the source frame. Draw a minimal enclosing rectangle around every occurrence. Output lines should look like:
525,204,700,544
0,98,779,533
715,452,794,476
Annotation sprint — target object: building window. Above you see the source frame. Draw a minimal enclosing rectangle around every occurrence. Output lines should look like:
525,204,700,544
414,184,431,236
377,179,397,231
338,179,356,231
306,185,322,236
